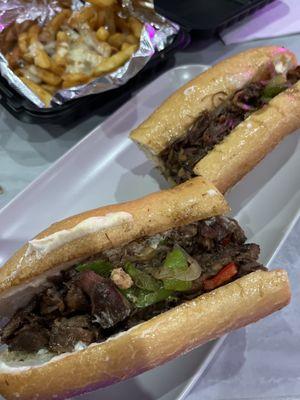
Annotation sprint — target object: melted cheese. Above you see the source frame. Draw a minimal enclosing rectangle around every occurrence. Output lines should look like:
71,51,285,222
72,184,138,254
66,44,103,74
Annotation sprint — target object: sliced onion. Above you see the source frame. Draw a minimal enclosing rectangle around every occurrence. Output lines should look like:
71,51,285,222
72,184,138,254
176,254,202,281
152,267,173,280
153,246,202,282
212,91,227,108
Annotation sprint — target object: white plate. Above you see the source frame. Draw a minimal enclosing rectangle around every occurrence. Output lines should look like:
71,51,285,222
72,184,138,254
0,64,299,400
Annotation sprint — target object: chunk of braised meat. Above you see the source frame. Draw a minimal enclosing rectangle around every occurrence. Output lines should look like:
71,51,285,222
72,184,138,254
40,286,65,315
235,243,266,275
76,270,131,329
287,66,300,85
65,284,89,313
194,247,234,278
9,323,49,353
47,274,64,286
0,298,50,353
235,243,260,262
196,217,246,251
0,298,38,342
62,268,78,281
166,223,197,246
49,315,99,353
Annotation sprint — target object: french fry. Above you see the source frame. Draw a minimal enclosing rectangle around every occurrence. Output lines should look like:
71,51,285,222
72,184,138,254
18,32,28,54
31,66,62,86
83,30,112,57
20,65,42,83
6,46,22,69
56,31,68,42
94,44,137,76
28,24,41,44
87,0,116,7
26,29,52,70
62,72,91,88
99,41,112,57
62,72,91,82
39,29,53,44
20,76,52,107
129,17,142,39
121,42,132,51
41,84,58,95
108,33,127,49
52,42,69,66
62,81,75,88
23,53,33,63
125,34,139,44
34,47,52,69
49,60,65,76
70,6,95,26
96,26,109,41
14,68,23,77
47,10,71,34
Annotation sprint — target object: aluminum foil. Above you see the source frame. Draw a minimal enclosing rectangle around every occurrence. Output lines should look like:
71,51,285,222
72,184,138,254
0,0,179,108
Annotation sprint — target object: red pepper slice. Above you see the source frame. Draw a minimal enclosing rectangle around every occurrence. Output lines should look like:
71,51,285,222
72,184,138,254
203,262,238,291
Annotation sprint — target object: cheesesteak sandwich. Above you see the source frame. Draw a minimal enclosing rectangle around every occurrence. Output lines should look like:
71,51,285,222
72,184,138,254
0,177,290,399
130,46,300,192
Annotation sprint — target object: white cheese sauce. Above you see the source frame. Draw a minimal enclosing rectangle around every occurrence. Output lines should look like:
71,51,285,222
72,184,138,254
26,212,133,258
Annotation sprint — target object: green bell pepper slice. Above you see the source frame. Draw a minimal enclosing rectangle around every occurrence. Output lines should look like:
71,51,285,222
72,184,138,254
76,260,114,278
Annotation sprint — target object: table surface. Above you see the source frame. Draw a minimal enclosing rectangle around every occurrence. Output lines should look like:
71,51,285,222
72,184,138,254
1,29,300,400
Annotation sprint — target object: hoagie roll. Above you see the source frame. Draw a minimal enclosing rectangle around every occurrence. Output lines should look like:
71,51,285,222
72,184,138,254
130,46,300,192
0,177,290,399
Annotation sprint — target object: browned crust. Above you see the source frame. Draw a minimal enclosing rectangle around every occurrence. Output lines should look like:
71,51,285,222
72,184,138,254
0,177,228,294
193,80,300,193
130,46,297,155
0,269,290,400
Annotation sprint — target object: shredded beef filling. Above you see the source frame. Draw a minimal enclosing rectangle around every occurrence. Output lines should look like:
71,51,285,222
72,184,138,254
160,67,300,184
0,216,265,355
